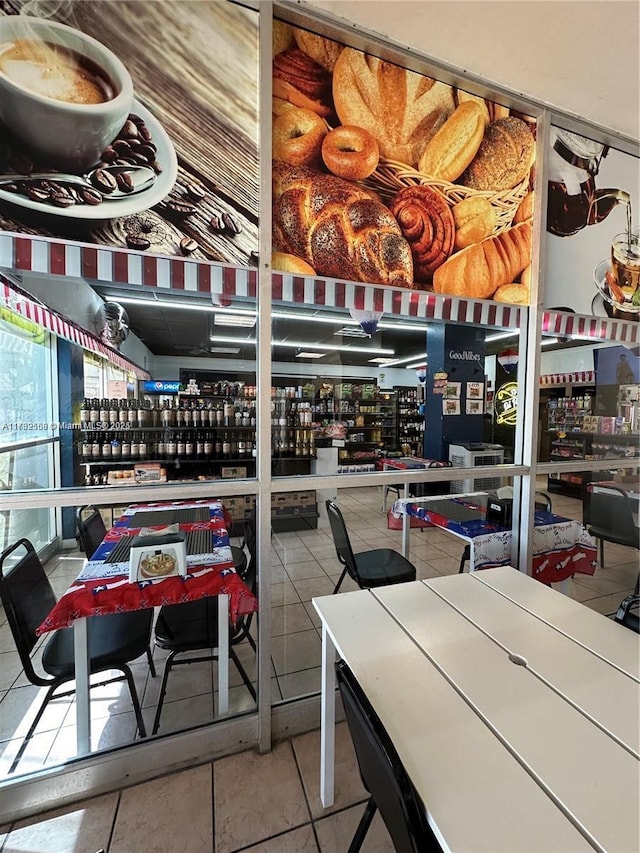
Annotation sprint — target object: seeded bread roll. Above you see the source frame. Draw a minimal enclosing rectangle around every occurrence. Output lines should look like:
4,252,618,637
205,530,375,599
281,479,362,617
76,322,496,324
461,117,534,191
332,48,455,167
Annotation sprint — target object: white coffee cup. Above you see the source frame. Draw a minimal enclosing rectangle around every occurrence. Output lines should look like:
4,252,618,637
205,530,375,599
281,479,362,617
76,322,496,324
0,16,133,171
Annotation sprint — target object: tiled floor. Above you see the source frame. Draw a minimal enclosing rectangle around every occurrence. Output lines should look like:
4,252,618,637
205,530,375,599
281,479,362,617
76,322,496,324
1,484,638,782
0,722,397,852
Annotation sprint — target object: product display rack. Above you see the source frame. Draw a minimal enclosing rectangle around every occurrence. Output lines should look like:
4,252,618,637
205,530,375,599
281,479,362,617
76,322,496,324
547,431,640,496
395,385,425,455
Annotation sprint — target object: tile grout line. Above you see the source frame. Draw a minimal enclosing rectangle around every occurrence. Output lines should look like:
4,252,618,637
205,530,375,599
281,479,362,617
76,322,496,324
288,739,321,853
105,788,122,853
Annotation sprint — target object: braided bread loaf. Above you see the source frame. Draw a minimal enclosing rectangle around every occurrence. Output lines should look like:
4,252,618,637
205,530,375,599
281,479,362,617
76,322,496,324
272,162,414,286
432,221,532,299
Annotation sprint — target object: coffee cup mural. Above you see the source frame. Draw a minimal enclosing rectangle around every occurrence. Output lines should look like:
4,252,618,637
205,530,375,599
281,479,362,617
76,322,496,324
0,16,134,171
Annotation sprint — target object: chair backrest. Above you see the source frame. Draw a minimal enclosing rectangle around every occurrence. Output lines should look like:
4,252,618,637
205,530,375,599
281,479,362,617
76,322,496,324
336,660,440,853
0,538,56,684
615,594,640,633
76,505,107,558
585,486,639,548
326,500,358,583
495,486,551,512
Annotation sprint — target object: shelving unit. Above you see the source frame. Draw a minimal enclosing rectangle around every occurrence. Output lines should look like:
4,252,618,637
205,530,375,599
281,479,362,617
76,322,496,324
547,431,640,496
395,385,424,455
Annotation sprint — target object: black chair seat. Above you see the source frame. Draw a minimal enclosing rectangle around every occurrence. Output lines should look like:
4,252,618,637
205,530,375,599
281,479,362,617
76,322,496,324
327,499,417,594
615,594,640,633
43,610,154,678
353,550,416,587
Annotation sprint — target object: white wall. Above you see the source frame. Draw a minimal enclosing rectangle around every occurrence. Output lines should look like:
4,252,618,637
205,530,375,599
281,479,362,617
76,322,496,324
304,0,639,144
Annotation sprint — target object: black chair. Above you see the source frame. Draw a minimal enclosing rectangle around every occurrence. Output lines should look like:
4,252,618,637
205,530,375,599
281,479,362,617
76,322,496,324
614,594,640,633
584,484,640,569
458,490,553,574
326,500,416,594
336,660,442,853
0,538,152,773
76,505,108,558
151,518,257,735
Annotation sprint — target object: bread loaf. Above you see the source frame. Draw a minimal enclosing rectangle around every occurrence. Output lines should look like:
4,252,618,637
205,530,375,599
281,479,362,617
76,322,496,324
272,162,414,287
389,186,455,281
432,221,532,299
418,102,485,182
273,49,332,117
455,89,490,125
293,28,343,71
461,117,534,191
332,48,455,167
514,190,534,223
494,282,529,304
451,196,496,249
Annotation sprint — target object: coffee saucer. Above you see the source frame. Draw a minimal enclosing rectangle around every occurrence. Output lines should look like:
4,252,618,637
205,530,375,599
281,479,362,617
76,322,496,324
0,99,178,219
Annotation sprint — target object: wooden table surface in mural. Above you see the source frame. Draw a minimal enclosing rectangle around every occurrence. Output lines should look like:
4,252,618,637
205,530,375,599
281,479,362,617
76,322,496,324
0,0,259,265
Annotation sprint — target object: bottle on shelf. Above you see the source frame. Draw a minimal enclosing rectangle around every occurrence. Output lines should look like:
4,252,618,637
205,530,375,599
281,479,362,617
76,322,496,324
204,432,214,458
177,432,186,457
139,432,148,459
121,432,131,459
111,432,121,459
215,433,223,458
80,398,90,425
130,432,140,459
166,431,177,458
222,432,231,458
185,431,194,458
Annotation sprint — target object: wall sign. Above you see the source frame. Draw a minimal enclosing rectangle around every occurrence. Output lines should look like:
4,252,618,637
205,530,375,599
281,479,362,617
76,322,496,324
495,381,518,425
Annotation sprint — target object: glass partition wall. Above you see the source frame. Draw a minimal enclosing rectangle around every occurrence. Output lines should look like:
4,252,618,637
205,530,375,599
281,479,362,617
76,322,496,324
0,0,638,824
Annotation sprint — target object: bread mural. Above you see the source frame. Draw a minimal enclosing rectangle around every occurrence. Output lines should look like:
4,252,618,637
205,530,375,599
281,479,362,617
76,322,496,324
272,22,536,305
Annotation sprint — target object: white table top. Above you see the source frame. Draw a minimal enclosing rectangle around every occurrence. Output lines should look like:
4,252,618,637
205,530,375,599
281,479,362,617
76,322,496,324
314,568,640,853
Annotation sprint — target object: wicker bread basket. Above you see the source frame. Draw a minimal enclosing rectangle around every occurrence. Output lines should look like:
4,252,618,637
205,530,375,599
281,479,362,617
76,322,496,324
362,157,530,236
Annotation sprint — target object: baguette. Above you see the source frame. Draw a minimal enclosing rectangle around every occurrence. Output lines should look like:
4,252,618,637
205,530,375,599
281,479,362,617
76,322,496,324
432,221,532,299
418,102,485,182
272,161,414,287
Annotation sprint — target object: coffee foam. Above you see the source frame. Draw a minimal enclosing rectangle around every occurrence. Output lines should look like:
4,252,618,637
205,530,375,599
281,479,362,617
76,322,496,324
0,39,111,105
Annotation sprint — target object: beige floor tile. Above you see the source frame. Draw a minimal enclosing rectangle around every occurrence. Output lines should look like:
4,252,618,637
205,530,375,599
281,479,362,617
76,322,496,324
271,581,302,607
0,652,23,691
303,601,322,628
110,765,212,853
315,804,395,852
292,576,336,602
5,792,117,853
214,741,309,852
146,691,213,736
271,603,315,637
284,560,328,581
240,823,319,852
142,659,213,708
271,629,321,677
584,591,636,616
0,729,58,777
292,721,368,819
0,684,71,742
278,666,322,700
573,570,635,596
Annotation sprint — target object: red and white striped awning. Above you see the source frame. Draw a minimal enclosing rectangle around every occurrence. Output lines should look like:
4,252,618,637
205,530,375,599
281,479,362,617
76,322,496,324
0,275,150,379
1,233,639,342
539,371,595,386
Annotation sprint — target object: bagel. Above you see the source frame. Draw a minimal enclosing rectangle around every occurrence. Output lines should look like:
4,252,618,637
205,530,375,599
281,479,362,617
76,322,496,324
321,125,380,181
273,107,327,167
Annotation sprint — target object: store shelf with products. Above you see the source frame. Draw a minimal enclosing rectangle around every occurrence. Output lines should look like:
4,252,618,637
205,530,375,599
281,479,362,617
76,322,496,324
395,385,425,455
546,395,594,433
547,431,640,497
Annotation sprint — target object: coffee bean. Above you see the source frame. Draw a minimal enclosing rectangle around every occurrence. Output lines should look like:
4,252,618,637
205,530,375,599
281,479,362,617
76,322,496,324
25,185,50,202
114,157,137,166
222,212,242,234
129,151,151,166
120,119,139,139
185,183,206,202
115,171,134,194
129,113,145,126
138,124,152,141
137,145,156,164
127,138,142,150
126,235,151,250
50,193,76,208
165,199,196,217
113,139,132,156
3,182,19,192
91,169,117,193
179,236,198,255
151,160,163,174
209,214,223,232
101,145,118,162
78,186,103,205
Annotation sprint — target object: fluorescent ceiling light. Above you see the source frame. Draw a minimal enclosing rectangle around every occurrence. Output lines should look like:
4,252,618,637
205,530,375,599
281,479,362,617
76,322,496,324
107,294,256,317
295,351,324,359
271,340,394,355
485,331,518,342
213,314,256,327
334,327,368,338
405,361,429,370
272,310,429,332
368,357,396,364
384,352,428,367
209,335,256,345
207,346,241,354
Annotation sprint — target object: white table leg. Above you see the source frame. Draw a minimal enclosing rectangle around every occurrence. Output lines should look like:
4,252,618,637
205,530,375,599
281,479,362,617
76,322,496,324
401,512,410,558
320,622,337,807
73,617,91,755
217,593,229,716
